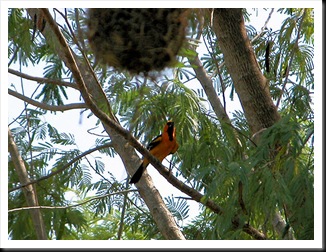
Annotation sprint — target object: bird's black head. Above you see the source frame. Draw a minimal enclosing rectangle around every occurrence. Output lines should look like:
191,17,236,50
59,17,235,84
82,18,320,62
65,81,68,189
166,121,174,141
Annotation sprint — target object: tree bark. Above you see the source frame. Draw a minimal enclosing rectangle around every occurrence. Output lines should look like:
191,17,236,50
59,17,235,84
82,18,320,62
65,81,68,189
8,128,47,240
212,9,280,134
212,9,295,240
27,8,185,240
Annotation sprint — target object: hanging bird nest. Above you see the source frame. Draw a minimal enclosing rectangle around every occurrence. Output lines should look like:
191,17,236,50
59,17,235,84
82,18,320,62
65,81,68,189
87,8,189,75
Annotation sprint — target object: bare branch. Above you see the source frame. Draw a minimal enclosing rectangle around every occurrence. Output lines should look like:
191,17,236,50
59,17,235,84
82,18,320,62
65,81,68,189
9,88,87,112
189,54,230,124
251,9,275,44
9,68,78,90
8,128,47,239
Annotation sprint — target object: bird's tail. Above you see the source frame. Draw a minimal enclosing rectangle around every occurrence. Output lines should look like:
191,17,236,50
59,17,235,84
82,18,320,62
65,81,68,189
129,163,146,184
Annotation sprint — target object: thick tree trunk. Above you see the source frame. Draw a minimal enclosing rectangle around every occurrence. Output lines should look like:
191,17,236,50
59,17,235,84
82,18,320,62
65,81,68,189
212,9,295,239
8,128,47,240
27,8,185,240
212,9,280,134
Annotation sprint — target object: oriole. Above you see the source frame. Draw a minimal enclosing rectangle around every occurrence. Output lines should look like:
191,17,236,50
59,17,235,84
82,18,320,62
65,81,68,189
129,120,179,184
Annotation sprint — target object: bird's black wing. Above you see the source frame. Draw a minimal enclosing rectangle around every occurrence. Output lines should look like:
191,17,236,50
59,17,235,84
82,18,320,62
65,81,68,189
146,134,162,151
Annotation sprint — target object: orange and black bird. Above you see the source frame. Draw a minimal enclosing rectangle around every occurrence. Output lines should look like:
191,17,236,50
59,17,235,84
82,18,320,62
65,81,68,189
129,120,179,184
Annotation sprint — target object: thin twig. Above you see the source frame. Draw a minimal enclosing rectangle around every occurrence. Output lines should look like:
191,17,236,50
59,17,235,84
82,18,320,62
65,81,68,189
8,189,137,213
251,9,274,44
117,179,129,239
276,9,306,108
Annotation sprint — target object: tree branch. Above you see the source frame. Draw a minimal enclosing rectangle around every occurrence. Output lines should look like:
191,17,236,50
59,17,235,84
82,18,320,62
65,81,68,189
8,127,47,239
276,9,307,108
9,88,87,111
8,189,137,213
9,68,78,89
211,8,295,240
117,180,129,239
212,8,280,133
251,8,275,44
188,54,243,150
9,143,113,193
189,54,230,124
204,32,227,110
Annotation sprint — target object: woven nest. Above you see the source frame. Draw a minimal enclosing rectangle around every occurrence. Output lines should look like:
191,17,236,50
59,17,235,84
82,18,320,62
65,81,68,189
87,8,189,75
